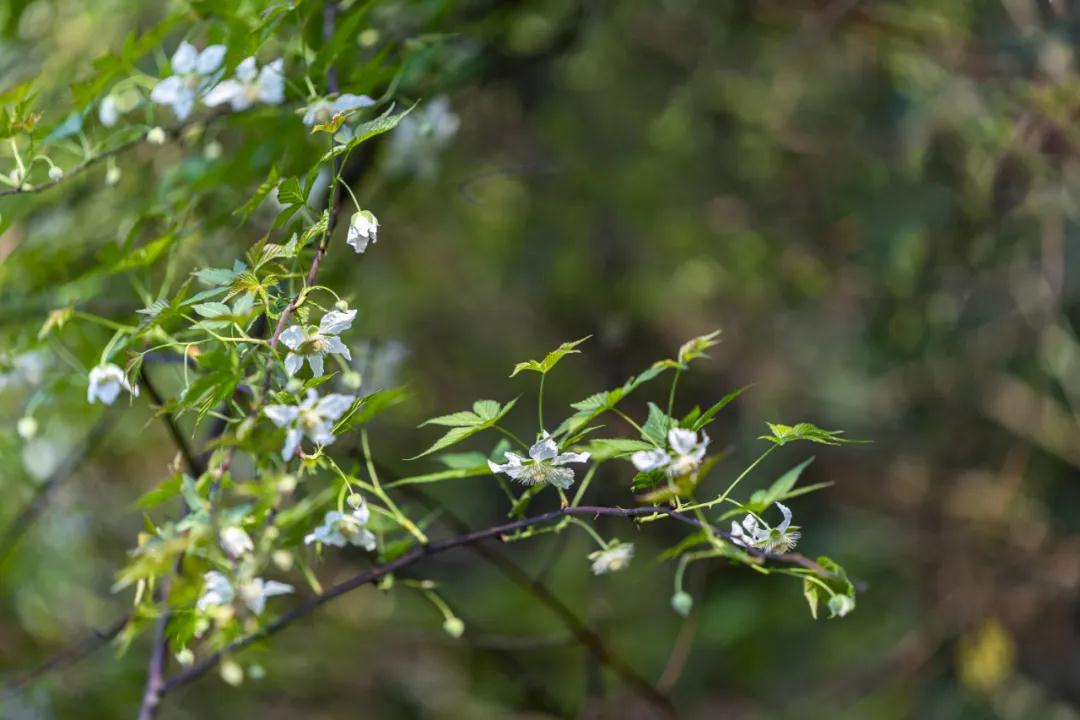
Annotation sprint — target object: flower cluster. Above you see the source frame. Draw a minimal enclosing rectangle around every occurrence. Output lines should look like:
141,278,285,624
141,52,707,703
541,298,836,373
631,428,710,477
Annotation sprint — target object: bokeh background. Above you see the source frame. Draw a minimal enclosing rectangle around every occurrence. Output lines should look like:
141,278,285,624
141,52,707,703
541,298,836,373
2,0,1080,718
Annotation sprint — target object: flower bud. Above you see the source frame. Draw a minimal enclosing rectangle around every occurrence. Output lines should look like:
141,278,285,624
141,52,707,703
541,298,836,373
671,591,693,617
106,165,121,186
285,377,303,394
272,550,294,572
175,648,194,666
220,659,244,686
343,370,362,390
147,126,167,145
828,594,854,618
347,492,364,509
443,617,465,638
48,165,63,182
277,474,297,493
204,140,223,160
17,415,38,440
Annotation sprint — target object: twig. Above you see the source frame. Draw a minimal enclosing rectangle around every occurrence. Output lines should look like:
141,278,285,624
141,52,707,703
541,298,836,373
160,504,823,706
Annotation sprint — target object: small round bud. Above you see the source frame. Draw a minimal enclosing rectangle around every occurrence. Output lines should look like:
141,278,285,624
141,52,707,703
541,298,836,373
248,663,266,680
359,28,380,47
147,126,167,145
48,165,63,182
285,377,303,394
17,415,38,440
827,594,854,618
175,648,194,666
204,140,223,160
443,617,465,638
272,550,294,571
220,659,244,686
334,299,350,312
347,492,364,509
105,165,121,186
277,474,297,493
671,591,693,617
343,370,362,390
264,526,280,541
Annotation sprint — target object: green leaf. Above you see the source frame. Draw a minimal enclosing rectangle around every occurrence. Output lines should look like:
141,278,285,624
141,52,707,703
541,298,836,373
759,422,862,447
747,457,815,511
276,177,305,206
410,398,518,459
689,385,751,431
642,402,675,445
384,464,491,488
678,330,722,364
235,166,279,223
437,451,489,469
510,335,591,377
192,302,232,318
555,363,669,440
584,438,656,462
318,104,416,164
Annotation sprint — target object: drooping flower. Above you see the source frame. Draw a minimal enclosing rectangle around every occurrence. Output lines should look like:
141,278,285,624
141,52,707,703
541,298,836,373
304,501,376,550
99,95,119,127
346,211,378,254
278,308,355,377
487,432,590,489
197,571,293,616
386,96,461,178
630,428,710,477
729,502,801,554
301,93,375,128
237,577,294,615
87,363,139,405
203,57,284,111
149,42,226,120
263,389,355,460
588,542,634,575
220,526,254,559
197,570,235,612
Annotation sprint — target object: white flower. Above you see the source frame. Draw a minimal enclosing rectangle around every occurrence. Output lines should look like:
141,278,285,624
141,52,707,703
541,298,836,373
263,389,355,460
301,93,375,128
386,96,460,178
346,211,378,253
149,42,226,120
197,570,235,612
630,428,709,477
48,166,63,182
99,96,119,127
238,577,293,615
220,526,254,558
304,502,376,550
203,57,284,111
278,308,355,377
730,502,801,554
487,432,590,489
588,542,634,575
87,363,139,405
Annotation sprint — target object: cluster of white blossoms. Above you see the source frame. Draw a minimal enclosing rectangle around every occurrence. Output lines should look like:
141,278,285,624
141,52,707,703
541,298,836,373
279,308,356,377
304,496,376,550
588,542,634,575
87,362,139,405
631,428,710,477
730,502,801,554
198,570,293,616
263,389,355,460
488,432,590,489
149,42,283,121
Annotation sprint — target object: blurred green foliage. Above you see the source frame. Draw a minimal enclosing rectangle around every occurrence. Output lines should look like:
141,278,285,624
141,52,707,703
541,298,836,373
2,0,1080,718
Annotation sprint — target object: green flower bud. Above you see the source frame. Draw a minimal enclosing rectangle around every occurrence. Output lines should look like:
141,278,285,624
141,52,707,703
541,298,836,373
671,591,693,617
443,617,465,638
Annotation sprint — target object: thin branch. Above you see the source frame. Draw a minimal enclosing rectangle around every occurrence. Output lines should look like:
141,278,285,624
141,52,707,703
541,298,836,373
0,614,130,698
160,504,823,704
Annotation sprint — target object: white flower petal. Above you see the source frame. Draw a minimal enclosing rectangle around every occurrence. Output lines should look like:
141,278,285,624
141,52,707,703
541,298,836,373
332,93,375,114
529,434,559,462
668,428,699,456
775,502,793,533
307,353,325,377
553,451,590,466
279,325,306,351
203,79,241,107
315,393,355,420
319,309,356,335
171,41,198,73
282,427,302,460
631,449,670,472
284,352,304,376
263,404,298,427
150,76,185,105
323,336,351,360
234,57,258,82
196,45,227,75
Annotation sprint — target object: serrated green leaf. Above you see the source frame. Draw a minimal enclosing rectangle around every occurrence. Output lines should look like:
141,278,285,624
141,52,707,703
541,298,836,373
510,335,591,377
690,385,751,431
760,422,862,447
411,397,517,459
585,438,656,462
642,402,675,445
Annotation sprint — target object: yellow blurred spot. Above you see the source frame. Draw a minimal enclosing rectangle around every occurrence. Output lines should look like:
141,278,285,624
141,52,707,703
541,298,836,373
958,618,1015,693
